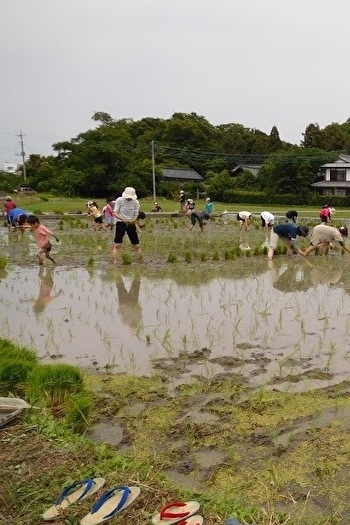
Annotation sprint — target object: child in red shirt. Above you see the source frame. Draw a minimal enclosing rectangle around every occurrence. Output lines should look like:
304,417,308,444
26,215,59,265
2,196,16,224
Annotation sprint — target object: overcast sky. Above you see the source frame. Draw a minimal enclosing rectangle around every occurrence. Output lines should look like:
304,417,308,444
1,0,349,165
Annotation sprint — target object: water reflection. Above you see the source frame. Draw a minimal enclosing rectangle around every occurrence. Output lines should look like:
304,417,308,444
268,257,350,293
1,259,350,391
33,267,62,315
115,272,142,333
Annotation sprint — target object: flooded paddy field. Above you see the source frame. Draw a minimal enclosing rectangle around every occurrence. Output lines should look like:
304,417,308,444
1,256,350,393
3,215,350,521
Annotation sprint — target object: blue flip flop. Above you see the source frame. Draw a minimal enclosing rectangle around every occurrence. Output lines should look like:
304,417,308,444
42,477,105,520
80,485,141,525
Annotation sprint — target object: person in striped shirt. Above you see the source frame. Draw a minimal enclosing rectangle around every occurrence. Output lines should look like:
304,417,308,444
112,187,141,263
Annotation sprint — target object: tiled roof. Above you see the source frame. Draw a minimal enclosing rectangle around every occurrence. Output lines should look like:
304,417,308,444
162,167,203,181
311,181,350,187
320,163,350,168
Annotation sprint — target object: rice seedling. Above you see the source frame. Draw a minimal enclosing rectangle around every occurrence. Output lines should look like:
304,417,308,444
184,251,192,263
0,256,7,269
27,363,85,413
64,391,94,433
167,253,178,263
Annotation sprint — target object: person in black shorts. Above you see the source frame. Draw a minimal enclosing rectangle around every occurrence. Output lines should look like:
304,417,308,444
112,187,141,263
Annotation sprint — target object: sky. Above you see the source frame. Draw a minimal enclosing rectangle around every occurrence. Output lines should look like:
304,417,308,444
1,0,350,166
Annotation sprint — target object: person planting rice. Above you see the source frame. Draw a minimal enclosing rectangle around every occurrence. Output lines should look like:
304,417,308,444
189,211,210,232
237,211,252,231
87,201,109,231
268,222,309,260
8,207,27,228
260,211,275,233
286,210,298,223
25,215,60,265
304,224,350,256
112,187,141,264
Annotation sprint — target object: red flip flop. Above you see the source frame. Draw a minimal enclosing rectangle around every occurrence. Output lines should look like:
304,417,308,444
152,501,200,525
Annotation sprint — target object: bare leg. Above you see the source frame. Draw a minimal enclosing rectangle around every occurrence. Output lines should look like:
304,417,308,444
45,253,57,265
112,243,122,263
133,244,141,259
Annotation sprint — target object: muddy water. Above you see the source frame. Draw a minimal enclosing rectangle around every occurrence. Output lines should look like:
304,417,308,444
1,256,350,391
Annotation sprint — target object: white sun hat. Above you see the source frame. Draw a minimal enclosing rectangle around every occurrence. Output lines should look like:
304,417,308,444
122,187,137,200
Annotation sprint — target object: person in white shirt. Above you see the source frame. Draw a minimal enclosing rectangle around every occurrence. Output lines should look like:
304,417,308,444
112,187,141,264
237,211,252,231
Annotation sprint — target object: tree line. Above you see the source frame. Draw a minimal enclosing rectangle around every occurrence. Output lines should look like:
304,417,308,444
3,112,350,203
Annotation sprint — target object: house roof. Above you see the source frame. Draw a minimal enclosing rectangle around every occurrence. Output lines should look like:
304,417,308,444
311,181,350,188
162,167,203,181
320,163,350,169
231,164,262,175
320,154,350,168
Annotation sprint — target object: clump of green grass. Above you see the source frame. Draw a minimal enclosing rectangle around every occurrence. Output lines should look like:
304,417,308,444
87,257,94,267
122,253,132,265
0,360,36,395
167,253,178,263
27,363,85,410
184,251,192,263
224,249,235,260
200,252,207,262
0,339,37,362
0,256,7,269
212,251,220,260
64,391,94,433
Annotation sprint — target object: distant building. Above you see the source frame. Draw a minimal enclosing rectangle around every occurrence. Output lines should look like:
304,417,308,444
2,162,18,174
231,164,262,177
312,154,350,197
162,167,203,183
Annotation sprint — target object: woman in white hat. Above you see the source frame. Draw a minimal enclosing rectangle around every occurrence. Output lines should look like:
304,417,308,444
178,190,186,212
112,187,141,263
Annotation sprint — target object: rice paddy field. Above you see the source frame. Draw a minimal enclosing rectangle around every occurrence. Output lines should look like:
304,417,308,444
3,207,350,524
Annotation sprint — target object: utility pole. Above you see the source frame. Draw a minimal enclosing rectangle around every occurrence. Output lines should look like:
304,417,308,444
17,130,27,182
151,140,156,201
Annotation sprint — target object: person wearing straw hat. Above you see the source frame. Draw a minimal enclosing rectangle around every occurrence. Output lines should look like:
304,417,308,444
112,187,141,263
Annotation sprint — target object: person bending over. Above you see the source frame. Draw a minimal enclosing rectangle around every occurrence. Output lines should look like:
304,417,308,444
304,224,350,255
268,223,309,260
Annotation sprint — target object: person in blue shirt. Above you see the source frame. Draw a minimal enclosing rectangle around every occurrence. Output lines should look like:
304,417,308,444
268,223,309,260
205,197,214,215
8,207,27,227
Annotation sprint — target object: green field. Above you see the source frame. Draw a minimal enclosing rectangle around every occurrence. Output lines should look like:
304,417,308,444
7,194,350,219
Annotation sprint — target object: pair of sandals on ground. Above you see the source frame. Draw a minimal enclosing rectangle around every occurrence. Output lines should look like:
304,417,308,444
42,477,206,525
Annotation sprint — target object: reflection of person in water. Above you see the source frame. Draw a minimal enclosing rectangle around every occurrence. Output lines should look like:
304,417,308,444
268,260,313,293
303,257,350,287
115,274,142,332
269,257,350,293
33,267,61,314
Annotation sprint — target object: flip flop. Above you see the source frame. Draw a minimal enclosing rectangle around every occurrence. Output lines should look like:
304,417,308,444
80,485,141,525
152,501,200,525
42,477,105,520
177,516,204,525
